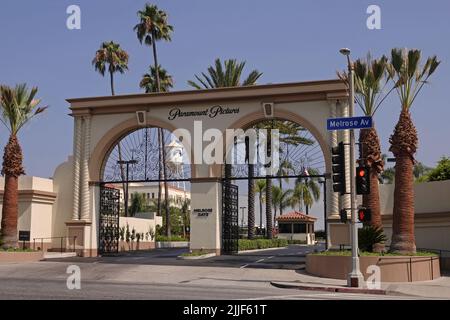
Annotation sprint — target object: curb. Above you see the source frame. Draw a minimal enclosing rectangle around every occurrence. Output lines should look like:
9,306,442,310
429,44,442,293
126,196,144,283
177,253,217,260
237,247,288,254
270,281,387,295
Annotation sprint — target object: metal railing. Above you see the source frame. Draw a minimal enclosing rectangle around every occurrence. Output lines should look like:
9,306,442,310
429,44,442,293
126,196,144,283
33,236,77,253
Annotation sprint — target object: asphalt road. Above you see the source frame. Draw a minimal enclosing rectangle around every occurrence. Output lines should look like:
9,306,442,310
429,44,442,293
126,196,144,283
0,245,419,300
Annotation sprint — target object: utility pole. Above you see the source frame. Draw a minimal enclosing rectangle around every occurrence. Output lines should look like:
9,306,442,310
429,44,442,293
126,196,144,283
340,48,364,288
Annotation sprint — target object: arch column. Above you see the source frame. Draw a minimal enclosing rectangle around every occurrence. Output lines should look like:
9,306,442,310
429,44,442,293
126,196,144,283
338,101,351,213
80,115,92,221
327,100,340,218
71,116,82,220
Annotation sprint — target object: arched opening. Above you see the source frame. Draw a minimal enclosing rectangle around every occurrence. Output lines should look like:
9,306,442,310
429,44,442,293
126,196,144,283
223,117,326,246
98,126,191,254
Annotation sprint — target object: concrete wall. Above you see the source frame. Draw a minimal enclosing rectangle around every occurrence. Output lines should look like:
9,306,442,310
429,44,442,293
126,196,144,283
379,180,450,251
0,176,56,244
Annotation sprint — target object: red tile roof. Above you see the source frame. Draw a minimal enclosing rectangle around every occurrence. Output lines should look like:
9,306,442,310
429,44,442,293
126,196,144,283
276,211,317,222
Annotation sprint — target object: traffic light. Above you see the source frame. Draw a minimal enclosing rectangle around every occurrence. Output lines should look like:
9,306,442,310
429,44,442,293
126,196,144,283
339,209,348,223
331,142,346,195
356,165,370,195
357,208,371,223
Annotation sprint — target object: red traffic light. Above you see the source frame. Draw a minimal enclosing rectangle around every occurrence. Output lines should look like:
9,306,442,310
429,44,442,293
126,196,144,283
357,208,371,223
358,169,366,177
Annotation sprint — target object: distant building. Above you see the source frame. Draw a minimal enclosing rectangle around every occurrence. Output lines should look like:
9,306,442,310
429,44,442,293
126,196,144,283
276,211,316,245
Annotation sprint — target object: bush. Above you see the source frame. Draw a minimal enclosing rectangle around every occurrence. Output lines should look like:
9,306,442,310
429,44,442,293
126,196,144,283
238,239,288,251
358,226,387,252
155,235,188,242
314,230,326,239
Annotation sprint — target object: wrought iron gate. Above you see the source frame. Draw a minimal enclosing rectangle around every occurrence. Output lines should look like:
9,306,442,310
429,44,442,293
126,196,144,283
99,184,120,254
222,181,239,254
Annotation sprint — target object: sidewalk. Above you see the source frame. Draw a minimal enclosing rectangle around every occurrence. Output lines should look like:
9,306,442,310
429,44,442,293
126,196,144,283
271,270,450,298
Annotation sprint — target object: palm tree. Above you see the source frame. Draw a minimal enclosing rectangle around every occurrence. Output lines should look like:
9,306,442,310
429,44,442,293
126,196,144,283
134,3,173,236
92,41,129,95
276,159,293,214
271,186,293,227
338,54,392,251
188,58,262,89
387,48,439,254
139,65,173,93
0,84,47,248
92,41,129,203
254,179,266,233
292,168,321,215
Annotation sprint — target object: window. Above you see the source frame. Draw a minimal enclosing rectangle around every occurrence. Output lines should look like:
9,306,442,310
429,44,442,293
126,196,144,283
152,193,155,199
278,223,292,234
293,223,306,233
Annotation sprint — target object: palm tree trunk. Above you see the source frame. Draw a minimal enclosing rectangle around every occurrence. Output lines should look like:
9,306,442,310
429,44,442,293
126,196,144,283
109,70,115,96
1,175,19,249
359,127,384,251
279,178,282,217
248,164,255,239
157,129,162,217
259,193,263,233
389,109,417,254
0,135,24,249
151,31,161,92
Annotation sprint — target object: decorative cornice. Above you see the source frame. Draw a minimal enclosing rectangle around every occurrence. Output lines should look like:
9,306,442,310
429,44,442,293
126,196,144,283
0,190,57,204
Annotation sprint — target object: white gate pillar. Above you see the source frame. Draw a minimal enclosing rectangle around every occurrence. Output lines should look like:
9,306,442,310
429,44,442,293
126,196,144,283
189,178,222,255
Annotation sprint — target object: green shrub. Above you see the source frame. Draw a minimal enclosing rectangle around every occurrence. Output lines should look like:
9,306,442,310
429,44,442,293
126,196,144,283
156,235,188,242
358,226,387,252
238,239,287,251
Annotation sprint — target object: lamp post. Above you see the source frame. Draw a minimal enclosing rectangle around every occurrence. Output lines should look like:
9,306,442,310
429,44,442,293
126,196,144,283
117,158,138,217
319,179,328,250
340,48,364,288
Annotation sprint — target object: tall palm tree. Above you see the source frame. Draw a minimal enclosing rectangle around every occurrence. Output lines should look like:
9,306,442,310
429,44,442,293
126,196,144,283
188,58,262,89
276,159,293,214
92,41,129,204
338,54,392,251
292,167,321,215
387,48,439,254
92,41,129,95
139,65,173,93
254,179,266,233
134,3,173,236
271,186,293,227
0,84,47,248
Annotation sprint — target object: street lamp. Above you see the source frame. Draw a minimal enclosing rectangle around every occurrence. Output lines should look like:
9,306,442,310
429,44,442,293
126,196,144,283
340,47,364,288
318,179,328,250
117,158,138,217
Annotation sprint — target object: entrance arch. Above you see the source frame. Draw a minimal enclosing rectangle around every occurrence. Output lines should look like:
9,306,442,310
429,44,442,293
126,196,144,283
66,79,349,256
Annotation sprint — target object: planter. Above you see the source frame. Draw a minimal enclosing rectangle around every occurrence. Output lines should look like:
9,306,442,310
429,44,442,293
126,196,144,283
156,241,189,248
0,251,44,263
306,254,441,282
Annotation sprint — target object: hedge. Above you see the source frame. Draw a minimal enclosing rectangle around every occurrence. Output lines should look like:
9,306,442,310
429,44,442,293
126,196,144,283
238,239,288,251
155,235,188,242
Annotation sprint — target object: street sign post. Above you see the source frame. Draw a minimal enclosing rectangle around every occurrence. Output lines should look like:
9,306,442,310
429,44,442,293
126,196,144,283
327,116,372,131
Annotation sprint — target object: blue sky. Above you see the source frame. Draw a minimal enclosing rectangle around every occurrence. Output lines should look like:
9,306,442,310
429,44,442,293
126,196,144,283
0,0,449,180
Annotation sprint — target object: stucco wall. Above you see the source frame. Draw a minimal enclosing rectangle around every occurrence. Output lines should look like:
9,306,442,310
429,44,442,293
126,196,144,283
379,180,450,251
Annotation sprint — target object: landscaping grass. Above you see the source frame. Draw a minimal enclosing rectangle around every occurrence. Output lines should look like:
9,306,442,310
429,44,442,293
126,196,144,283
311,250,438,257
155,235,188,242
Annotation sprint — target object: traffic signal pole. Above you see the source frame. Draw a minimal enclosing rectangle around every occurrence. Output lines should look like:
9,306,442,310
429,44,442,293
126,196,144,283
346,55,364,288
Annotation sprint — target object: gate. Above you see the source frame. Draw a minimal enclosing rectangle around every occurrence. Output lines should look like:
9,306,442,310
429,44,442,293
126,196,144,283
99,184,120,254
222,181,239,254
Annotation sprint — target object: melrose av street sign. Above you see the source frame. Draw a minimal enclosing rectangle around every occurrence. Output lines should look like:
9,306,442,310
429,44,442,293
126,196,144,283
327,116,373,131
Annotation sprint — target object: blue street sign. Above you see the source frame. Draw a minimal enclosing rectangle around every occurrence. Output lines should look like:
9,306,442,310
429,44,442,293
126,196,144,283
327,116,373,131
